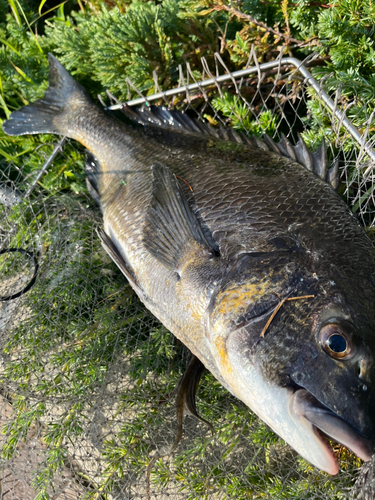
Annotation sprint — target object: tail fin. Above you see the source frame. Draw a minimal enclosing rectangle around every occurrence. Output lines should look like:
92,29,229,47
2,54,91,136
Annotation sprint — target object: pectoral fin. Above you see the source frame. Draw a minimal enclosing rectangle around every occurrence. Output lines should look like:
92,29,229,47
143,163,218,271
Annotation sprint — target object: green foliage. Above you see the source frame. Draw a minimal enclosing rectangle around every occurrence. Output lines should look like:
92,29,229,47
44,1,221,99
289,0,322,40
316,1,375,75
212,91,278,136
310,1,375,132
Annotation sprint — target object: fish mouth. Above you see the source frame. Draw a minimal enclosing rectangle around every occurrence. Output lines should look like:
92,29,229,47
292,388,373,473
224,327,373,475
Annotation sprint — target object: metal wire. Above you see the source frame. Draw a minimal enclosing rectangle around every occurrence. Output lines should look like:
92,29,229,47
106,54,375,164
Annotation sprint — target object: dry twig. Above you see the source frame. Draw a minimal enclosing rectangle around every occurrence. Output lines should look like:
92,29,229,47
260,295,315,338
206,4,319,48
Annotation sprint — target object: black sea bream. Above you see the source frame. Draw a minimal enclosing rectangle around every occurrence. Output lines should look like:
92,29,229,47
4,54,375,474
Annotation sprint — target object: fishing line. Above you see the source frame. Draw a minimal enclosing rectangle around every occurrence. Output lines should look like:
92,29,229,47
0,248,39,301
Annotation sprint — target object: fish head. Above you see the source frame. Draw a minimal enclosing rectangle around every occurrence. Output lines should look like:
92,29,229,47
205,257,375,474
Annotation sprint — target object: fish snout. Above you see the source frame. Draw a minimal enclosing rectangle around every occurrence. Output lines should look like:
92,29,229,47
292,389,374,463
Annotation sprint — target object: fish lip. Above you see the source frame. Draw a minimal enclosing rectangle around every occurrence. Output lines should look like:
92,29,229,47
292,388,374,465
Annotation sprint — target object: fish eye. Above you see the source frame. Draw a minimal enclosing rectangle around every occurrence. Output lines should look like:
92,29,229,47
319,323,354,360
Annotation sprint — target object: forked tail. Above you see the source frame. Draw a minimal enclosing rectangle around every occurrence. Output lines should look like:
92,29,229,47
2,53,91,137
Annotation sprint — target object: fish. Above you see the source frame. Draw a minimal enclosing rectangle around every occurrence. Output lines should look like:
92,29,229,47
3,53,375,475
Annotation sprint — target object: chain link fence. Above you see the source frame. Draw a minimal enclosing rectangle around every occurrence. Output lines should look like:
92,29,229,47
0,51,374,499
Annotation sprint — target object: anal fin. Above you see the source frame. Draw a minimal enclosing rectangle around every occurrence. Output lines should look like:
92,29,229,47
178,354,213,430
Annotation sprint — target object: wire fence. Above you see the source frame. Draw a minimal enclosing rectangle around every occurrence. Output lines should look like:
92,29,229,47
0,50,374,499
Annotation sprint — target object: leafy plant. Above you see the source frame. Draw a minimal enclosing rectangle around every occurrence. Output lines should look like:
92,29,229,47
212,91,279,136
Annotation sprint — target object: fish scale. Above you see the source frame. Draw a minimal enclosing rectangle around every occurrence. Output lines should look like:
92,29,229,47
3,53,375,476
182,161,344,262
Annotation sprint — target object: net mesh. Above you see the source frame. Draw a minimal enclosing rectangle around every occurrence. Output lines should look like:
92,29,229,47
0,52,374,499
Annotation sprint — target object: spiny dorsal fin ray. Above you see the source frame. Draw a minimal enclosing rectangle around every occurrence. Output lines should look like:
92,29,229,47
294,132,314,171
262,133,282,155
143,163,217,271
311,137,328,180
279,133,297,162
122,105,339,190
327,158,340,190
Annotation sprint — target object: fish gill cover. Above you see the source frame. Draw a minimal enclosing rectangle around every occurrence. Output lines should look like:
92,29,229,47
1,1,375,499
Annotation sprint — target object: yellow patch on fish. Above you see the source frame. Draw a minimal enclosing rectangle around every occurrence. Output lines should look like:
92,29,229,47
214,279,272,319
213,335,232,374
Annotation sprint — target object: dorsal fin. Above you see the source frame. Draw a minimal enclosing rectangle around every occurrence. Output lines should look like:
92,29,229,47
122,104,259,147
122,105,340,190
